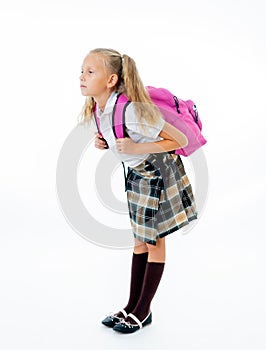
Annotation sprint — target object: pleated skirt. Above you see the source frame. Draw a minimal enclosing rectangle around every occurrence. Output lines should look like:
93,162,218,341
126,152,198,245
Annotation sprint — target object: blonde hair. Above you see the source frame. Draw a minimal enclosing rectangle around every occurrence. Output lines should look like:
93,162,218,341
78,48,162,132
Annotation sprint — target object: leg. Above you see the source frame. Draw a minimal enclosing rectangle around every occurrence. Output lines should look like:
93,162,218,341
134,238,149,254
147,236,166,263
103,239,149,327
115,238,148,317
125,238,166,323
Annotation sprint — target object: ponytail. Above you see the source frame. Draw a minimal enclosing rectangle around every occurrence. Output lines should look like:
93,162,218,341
120,54,161,132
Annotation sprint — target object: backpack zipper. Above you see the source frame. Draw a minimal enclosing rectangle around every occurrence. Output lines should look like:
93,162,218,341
173,96,181,114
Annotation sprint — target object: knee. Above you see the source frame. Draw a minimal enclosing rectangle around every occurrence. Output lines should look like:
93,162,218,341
146,238,165,252
134,240,148,254
146,243,156,252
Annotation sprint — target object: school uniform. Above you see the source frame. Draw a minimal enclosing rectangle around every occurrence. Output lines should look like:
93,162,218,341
96,91,198,246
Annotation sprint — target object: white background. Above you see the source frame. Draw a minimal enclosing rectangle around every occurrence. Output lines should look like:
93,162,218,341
1,0,266,349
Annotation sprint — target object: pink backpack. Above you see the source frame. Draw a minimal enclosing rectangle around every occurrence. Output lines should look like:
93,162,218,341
94,86,207,156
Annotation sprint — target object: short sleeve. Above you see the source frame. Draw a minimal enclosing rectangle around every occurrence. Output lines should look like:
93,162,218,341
125,102,165,139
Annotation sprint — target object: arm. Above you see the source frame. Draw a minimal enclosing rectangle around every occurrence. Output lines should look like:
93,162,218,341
135,122,187,154
116,122,188,155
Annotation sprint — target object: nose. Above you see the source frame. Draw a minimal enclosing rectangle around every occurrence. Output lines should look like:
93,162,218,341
80,71,86,81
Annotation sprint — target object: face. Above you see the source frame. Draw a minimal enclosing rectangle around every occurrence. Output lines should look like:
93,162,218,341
80,53,112,98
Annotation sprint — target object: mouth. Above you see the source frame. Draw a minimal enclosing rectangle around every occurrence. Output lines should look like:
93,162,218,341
80,85,86,88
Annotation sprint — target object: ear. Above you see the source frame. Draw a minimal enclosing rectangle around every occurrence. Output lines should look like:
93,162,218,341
107,74,119,88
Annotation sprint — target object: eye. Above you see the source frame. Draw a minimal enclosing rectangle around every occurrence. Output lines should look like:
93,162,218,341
88,70,94,74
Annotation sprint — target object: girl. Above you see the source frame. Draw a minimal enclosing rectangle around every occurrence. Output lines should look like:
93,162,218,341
79,48,198,333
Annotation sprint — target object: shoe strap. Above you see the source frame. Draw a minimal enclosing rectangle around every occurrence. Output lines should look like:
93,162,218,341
120,309,128,318
128,313,142,329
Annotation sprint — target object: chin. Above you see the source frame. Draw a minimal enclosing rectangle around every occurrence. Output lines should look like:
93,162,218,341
81,90,89,96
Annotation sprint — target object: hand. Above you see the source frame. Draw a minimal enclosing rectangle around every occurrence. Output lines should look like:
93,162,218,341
116,137,137,154
95,133,108,150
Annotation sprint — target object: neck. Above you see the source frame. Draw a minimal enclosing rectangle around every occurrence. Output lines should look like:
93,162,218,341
95,90,114,112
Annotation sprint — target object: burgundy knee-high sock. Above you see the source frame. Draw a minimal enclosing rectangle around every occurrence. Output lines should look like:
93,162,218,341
128,262,165,323
116,252,148,317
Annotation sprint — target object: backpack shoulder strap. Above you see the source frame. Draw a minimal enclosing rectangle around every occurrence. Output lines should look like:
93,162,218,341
93,103,101,134
93,93,131,138
112,93,131,138
112,93,131,192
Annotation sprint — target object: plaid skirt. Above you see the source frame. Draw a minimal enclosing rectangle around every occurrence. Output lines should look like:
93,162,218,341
126,152,198,245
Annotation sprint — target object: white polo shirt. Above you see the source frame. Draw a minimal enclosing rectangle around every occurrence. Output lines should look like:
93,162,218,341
95,91,165,168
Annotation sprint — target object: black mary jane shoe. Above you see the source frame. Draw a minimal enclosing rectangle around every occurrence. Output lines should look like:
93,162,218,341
113,312,152,333
101,309,128,328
